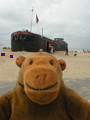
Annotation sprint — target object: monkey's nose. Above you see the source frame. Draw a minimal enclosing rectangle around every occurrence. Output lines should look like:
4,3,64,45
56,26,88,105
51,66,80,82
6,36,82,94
36,74,46,80
36,75,46,84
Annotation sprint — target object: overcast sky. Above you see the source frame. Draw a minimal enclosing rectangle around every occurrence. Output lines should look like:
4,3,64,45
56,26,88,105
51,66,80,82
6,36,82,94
0,0,90,50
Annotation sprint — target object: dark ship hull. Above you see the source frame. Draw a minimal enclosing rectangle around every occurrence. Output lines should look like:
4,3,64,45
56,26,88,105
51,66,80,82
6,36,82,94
11,31,68,52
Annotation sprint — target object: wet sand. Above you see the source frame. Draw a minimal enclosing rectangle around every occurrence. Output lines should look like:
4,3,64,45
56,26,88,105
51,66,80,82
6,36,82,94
0,77,90,101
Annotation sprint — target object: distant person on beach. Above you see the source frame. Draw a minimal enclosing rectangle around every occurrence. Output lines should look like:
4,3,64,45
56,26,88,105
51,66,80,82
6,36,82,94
83,49,85,53
65,47,68,56
74,50,77,56
51,46,54,54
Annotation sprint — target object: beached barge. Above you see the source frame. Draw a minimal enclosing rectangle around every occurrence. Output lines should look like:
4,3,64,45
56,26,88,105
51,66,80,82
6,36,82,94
11,31,68,52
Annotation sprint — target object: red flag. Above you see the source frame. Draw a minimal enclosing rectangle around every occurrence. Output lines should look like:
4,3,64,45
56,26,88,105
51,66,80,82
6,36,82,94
36,14,39,23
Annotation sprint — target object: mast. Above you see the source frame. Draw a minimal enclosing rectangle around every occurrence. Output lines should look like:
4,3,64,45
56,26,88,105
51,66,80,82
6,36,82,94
42,28,43,38
30,8,33,32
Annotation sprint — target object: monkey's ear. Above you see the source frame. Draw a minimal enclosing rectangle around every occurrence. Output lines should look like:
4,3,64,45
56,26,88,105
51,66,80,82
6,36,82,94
16,56,26,68
58,59,66,71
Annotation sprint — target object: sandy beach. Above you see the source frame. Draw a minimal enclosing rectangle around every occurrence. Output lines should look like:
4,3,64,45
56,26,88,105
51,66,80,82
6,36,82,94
0,49,90,81
0,49,90,101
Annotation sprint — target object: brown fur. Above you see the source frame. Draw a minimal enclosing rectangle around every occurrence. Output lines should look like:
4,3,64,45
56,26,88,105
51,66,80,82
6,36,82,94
0,52,90,120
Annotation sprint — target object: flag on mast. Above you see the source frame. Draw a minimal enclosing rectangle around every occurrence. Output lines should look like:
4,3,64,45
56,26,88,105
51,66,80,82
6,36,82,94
36,14,39,23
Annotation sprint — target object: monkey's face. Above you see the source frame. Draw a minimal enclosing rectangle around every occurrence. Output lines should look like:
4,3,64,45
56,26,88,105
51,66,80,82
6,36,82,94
16,52,66,105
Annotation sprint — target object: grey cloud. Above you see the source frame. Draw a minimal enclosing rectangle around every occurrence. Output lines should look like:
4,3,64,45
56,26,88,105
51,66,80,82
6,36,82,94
0,0,90,49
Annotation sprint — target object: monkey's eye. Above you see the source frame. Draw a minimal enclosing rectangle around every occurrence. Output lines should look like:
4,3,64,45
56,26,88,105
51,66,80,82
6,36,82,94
30,60,33,65
50,61,53,65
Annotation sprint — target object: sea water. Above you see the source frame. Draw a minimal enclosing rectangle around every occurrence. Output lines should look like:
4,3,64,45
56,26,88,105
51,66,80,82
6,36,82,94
69,47,90,53
69,48,83,53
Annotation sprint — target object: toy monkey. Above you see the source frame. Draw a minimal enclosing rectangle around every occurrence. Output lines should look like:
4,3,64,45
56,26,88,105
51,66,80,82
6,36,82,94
0,52,90,120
